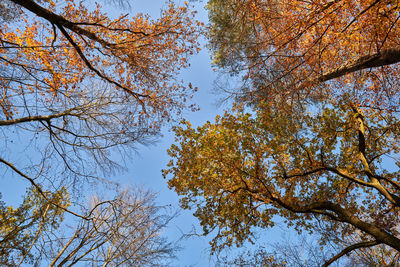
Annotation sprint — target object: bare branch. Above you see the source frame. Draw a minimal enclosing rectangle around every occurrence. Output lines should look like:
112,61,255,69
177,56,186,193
322,240,380,267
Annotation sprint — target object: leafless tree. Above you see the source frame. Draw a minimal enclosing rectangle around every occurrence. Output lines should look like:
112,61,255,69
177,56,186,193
44,188,178,267
0,185,179,266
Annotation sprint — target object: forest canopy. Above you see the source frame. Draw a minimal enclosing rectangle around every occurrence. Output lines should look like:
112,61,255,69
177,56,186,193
164,0,400,265
0,0,202,265
207,0,400,109
3,0,400,265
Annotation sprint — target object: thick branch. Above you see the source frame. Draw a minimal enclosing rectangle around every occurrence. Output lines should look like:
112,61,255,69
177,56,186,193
318,46,400,82
0,107,80,126
322,240,380,267
10,0,110,47
351,105,400,206
267,197,400,252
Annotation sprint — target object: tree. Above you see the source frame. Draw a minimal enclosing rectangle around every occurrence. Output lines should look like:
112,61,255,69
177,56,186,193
216,225,400,266
207,0,400,108
0,0,201,184
215,228,400,266
0,187,69,266
0,0,201,265
45,188,178,267
187,1,400,263
218,232,400,267
347,244,400,266
216,246,286,267
0,186,178,266
164,99,400,265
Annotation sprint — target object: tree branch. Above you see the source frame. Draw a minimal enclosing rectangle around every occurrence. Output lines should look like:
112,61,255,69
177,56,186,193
350,104,400,206
266,196,400,251
0,156,88,220
0,107,81,126
322,240,380,267
317,46,400,83
10,0,111,47
55,24,148,106
10,0,150,107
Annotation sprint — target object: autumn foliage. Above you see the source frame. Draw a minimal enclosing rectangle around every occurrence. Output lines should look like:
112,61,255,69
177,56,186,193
164,0,400,265
0,0,203,182
0,0,202,265
207,0,400,108
4,0,400,265
165,100,400,259
2,0,201,123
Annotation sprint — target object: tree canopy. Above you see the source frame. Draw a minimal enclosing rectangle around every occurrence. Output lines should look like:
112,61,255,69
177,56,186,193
4,0,400,265
164,0,400,265
207,0,400,108
0,0,203,195
165,99,400,264
0,0,201,194
0,187,69,266
46,189,177,267
0,0,202,265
